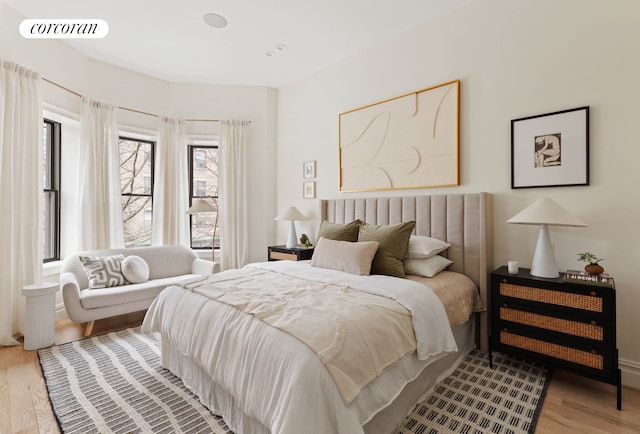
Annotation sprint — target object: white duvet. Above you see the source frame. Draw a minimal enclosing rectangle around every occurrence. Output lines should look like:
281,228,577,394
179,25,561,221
142,261,457,434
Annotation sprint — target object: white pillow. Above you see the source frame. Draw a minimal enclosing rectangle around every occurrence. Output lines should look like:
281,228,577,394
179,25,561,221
405,235,450,259
121,255,150,284
311,237,379,276
404,255,453,277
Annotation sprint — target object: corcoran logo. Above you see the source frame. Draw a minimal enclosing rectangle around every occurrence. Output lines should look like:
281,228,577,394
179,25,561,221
19,19,109,39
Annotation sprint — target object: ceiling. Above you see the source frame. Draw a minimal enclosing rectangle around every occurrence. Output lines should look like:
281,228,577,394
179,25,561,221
5,0,472,88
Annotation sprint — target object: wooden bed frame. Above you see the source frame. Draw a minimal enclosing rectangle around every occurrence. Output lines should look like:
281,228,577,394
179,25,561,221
320,192,493,352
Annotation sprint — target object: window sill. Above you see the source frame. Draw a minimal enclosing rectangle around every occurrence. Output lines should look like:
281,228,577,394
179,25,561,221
43,260,62,277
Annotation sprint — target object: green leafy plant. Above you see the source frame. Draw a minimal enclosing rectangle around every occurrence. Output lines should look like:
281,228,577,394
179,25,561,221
577,252,603,264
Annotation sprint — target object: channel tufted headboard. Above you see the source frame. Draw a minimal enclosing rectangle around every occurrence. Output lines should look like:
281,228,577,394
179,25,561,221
320,192,493,352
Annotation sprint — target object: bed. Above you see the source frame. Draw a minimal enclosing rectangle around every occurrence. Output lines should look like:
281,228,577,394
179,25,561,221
142,192,493,434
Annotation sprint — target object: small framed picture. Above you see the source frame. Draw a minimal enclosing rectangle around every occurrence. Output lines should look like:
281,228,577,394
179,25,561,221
511,106,589,188
303,161,316,179
303,181,316,199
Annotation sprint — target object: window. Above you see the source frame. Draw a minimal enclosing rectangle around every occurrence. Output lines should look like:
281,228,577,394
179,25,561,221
120,137,155,247
188,145,219,249
196,180,206,197
43,119,60,262
195,149,206,169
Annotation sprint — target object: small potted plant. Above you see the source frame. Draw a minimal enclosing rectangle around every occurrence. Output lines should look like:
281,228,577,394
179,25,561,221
577,252,604,275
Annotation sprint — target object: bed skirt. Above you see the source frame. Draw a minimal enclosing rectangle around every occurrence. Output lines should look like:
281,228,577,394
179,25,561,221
159,319,475,434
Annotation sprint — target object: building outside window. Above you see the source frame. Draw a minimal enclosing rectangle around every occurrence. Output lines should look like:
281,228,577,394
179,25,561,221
188,145,219,249
120,137,155,247
43,119,61,262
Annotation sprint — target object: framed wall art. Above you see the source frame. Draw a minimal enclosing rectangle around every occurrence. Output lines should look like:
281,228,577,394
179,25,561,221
303,161,316,179
303,181,316,199
339,79,460,192
511,106,589,189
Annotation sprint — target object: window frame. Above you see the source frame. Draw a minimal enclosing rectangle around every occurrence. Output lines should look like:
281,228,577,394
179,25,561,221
188,144,219,250
43,119,61,263
119,136,156,248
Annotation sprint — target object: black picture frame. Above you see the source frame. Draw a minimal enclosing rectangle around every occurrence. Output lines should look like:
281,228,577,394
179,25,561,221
511,106,589,189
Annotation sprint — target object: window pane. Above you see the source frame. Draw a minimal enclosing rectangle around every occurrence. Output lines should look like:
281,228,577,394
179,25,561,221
190,211,219,249
122,196,152,247
42,119,60,262
42,122,52,189
192,147,218,197
120,138,153,195
43,191,57,260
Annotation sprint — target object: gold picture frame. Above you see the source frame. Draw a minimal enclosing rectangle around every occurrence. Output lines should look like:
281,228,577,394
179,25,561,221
303,181,316,199
339,79,460,192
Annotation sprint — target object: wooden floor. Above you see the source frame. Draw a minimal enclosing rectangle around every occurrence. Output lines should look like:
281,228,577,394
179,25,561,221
1,314,639,434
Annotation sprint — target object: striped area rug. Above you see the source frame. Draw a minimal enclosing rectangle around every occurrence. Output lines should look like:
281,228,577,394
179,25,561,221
38,328,232,434
39,328,549,434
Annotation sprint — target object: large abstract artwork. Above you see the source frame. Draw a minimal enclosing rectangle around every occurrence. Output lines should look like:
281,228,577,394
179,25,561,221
339,80,459,192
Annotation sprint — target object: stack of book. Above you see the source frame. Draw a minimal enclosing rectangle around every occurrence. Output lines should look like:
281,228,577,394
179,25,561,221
563,269,614,287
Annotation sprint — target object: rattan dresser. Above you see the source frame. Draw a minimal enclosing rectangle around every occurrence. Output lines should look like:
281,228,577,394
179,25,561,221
489,266,621,410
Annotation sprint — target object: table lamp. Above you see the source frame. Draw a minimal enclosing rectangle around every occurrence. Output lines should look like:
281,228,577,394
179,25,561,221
275,206,307,248
186,198,218,260
507,198,586,278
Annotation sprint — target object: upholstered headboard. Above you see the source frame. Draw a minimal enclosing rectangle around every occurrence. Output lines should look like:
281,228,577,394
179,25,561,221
320,192,493,352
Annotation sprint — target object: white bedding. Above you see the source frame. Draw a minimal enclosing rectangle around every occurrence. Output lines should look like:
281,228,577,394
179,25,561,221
142,261,457,434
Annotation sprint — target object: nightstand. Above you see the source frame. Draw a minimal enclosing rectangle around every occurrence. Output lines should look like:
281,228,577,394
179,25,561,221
489,266,621,410
268,245,314,261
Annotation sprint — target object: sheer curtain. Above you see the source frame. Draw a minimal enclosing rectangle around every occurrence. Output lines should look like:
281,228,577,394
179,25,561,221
219,120,250,269
77,97,125,250
0,59,43,345
152,117,188,246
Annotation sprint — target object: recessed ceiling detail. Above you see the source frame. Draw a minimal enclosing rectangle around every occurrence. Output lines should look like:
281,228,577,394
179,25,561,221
203,13,227,29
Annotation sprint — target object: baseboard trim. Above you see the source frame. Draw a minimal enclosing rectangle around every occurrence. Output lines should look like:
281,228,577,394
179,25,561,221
55,303,68,322
620,357,640,390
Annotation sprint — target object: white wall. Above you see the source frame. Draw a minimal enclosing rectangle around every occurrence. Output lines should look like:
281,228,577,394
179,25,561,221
1,3,278,309
277,0,640,387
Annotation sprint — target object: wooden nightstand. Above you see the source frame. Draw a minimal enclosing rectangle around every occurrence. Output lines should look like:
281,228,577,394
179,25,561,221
489,266,621,410
268,245,314,261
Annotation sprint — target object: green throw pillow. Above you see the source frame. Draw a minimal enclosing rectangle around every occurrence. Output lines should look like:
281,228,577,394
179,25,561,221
358,221,416,277
317,219,362,242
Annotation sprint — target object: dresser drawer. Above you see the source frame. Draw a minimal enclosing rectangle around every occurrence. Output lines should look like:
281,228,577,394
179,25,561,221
496,277,613,319
270,251,297,261
498,305,605,341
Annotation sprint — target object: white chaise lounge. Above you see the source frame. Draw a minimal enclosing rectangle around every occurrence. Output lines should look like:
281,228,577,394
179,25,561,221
60,245,220,335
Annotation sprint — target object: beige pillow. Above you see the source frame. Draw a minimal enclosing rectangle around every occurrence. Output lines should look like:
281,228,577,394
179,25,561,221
311,237,379,276
317,220,362,242
404,255,453,277
358,221,416,277
405,235,451,259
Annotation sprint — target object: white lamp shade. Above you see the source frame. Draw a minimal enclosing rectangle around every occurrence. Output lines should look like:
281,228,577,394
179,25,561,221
275,206,307,248
506,198,586,227
185,199,217,214
275,206,307,221
507,198,586,278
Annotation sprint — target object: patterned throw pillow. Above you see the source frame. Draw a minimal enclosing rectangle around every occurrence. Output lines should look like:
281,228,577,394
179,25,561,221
79,254,128,289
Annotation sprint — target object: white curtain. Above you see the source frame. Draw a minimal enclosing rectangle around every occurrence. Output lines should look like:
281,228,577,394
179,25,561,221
0,59,43,346
219,120,250,269
152,117,188,246
77,97,124,250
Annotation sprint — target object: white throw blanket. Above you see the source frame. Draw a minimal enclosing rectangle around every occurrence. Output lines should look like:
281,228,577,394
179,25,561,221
185,266,413,403
143,261,457,433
